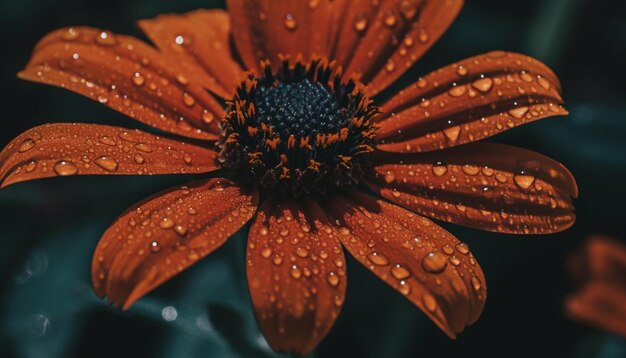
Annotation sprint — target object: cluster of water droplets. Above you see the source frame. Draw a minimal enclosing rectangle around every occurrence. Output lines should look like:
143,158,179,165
378,51,565,152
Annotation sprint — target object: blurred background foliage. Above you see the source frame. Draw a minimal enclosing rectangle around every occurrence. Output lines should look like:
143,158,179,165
0,0,625,357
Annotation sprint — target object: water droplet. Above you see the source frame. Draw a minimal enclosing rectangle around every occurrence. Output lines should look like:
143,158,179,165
508,106,529,119
53,161,78,176
385,60,395,72
422,293,437,312
63,27,80,40
418,28,429,43
421,251,447,273
327,272,340,287
442,244,454,255
308,0,320,9
159,217,175,229
284,14,297,31
513,174,535,189
134,154,145,164
470,275,482,291
383,11,397,27
176,74,189,85
25,161,37,172
18,138,36,152
456,65,468,76
98,136,117,146
94,156,119,172
353,14,368,33
201,111,214,124
261,247,273,258
472,77,493,93
96,31,117,46
296,247,309,258
461,165,480,176
290,264,302,279
399,0,418,19
443,125,461,143
367,252,390,266
448,84,466,97
134,143,153,152
537,76,551,90
150,241,160,252
132,72,145,86
455,243,470,255
183,93,196,107
399,280,411,295
174,225,187,236
391,264,411,280
431,163,448,177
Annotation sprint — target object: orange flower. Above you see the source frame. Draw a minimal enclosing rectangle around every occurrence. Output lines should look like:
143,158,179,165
566,236,626,338
0,0,578,354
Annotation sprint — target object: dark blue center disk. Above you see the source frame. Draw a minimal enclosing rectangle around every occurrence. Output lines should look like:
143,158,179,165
255,79,343,139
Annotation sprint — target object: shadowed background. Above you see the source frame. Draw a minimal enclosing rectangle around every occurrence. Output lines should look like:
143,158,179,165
0,0,625,357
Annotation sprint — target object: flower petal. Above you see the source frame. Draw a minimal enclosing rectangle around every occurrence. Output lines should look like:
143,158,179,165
568,236,626,290
320,190,485,338
566,282,626,338
138,9,244,98
376,51,566,152
366,143,577,234
341,0,463,94
92,178,259,308
226,0,342,72
0,123,219,189
247,198,346,354
19,27,224,139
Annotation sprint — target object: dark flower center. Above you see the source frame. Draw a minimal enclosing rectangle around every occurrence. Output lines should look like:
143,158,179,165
217,57,379,197
256,79,342,139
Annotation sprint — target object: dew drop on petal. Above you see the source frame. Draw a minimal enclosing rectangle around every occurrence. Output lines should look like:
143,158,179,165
470,275,482,291
18,139,36,152
53,161,78,176
284,14,297,31
327,272,340,287
472,77,494,93
159,217,175,229
431,163,448,177
513,174,536,189
391,264,411,280
353,14,368,33
421,251,447,273
94,156,119,172
422,293,437,312
367,252,390,266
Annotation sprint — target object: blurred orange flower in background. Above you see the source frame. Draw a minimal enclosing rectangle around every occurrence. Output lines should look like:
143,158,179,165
566,235,626,338
0,0,578,354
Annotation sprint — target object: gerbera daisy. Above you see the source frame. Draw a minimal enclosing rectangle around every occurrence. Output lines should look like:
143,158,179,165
0,0,578,354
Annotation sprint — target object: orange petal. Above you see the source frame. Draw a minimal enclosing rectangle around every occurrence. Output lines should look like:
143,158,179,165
568,236,626,290
226,0,342,72
366,143,577,234
138,9,244,98
247,198,346,354
376,51,566,152
19,27,224,139
320,190,486,338
92,178,259,308
566,282,626,338
342,0,463,94
0,123,219,189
